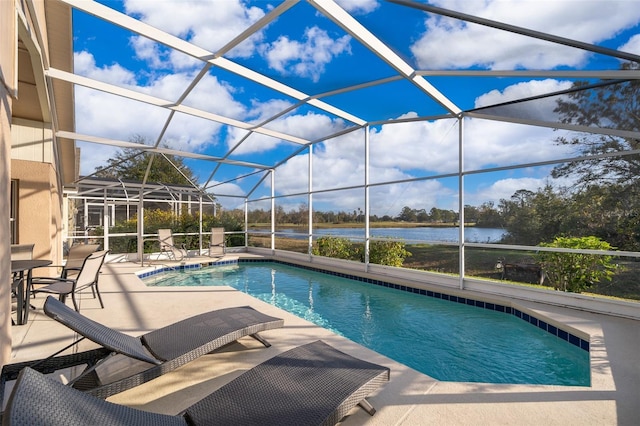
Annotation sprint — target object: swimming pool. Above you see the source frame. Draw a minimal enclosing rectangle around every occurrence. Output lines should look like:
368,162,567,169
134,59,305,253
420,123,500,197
144,261,590,386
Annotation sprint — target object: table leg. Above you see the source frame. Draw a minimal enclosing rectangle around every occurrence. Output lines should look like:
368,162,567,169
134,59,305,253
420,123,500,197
15,271,25,325
23,269,33,323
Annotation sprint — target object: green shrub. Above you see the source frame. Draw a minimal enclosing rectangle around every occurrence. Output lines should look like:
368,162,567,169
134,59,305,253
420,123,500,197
313,236,411,267
312,236,354,259
368,240,412,267
536,236,619,293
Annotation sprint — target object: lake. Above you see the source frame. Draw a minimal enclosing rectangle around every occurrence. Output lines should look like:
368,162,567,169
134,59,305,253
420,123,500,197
273,226,506,243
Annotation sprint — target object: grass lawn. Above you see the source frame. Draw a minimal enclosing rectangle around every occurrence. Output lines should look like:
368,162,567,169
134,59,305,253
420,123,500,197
248,235,640,302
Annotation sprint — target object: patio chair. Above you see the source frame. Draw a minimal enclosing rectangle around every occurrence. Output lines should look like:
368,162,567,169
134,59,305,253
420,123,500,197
3,341,389,425
0,296,285,401
61,243,101,279
157,228,187,261
208,227,225,257
31,250,109,312
30,244,100,292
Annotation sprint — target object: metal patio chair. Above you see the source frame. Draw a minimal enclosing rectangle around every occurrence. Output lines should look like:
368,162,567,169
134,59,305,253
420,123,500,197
30,244,100,288
157,228,187,261
208,227,225,257
31,250,108,311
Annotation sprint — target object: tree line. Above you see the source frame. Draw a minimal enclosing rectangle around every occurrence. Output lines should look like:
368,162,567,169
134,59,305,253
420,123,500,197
244,179,638,252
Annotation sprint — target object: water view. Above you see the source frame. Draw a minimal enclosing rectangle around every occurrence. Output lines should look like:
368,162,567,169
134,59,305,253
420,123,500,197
275,226,506,243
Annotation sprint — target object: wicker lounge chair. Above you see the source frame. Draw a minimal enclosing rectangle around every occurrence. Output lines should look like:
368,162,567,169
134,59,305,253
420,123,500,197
2,341,389,425
0,296,284,401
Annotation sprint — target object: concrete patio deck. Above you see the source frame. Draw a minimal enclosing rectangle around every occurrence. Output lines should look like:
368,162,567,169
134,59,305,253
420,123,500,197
6,254,640,425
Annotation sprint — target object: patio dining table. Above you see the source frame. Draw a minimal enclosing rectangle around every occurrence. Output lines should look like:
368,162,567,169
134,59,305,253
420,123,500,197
11,259,51,325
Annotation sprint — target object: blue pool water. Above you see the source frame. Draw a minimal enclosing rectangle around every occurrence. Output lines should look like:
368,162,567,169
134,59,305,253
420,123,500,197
145,262,590,386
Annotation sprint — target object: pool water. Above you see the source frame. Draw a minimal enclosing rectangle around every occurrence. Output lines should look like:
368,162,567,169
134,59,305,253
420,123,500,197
146,262,590,386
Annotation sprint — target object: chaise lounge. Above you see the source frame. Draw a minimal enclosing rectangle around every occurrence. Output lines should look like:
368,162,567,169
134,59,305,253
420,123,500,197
3,340,390,425
0,296,284,401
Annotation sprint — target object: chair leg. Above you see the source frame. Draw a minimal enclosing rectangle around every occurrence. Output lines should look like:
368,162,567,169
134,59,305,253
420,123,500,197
94,284,104,309
71,294,80,312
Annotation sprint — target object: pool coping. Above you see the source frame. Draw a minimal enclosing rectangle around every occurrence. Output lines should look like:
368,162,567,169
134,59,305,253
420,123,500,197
137,258,590,353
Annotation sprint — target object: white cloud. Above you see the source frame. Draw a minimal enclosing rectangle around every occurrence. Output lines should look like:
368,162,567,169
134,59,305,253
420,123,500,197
271,129,460,214
74,51,137,86
273,153,456,215
411,0,640,69
228,110,349,155
75,85,170,144
207,182,246,208
335,0,380,14
77,142,122,177
124,0,266,59
267,112,348,141
123,1,353,80
261,77,581,213
182,74,247,119
474,79,572,110
129,36,170,69
226,128,286,155
73,52,245,174
161,113,223,152
619,33,640,55
462,119,570,171
262,26,351,82
247,99,294,123
369,116,460,174
470,177,547,205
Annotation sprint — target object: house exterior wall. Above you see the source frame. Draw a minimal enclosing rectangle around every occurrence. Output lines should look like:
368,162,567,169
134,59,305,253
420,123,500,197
1,80,12,368
11,119,63,266
11,159,63,268
0,0,16,369
1,0,71,367
11,118,54,163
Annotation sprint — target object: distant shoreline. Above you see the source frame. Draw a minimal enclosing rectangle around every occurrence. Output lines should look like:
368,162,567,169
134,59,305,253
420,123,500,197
249,222,485,229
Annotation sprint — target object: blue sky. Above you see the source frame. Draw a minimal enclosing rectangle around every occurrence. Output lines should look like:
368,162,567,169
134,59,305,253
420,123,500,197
69,0,640,215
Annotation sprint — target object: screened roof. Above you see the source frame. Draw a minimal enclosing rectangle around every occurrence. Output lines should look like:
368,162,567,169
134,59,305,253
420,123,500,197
52,0,640,211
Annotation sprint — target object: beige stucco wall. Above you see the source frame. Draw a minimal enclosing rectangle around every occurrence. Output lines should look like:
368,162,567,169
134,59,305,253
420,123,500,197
1,0,69,368
1,82,12,368
0,0,16,369
11,159,63,267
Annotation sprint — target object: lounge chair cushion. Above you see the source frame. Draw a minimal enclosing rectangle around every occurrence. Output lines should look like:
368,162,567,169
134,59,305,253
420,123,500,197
142,306,286,361
184,340,390,426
